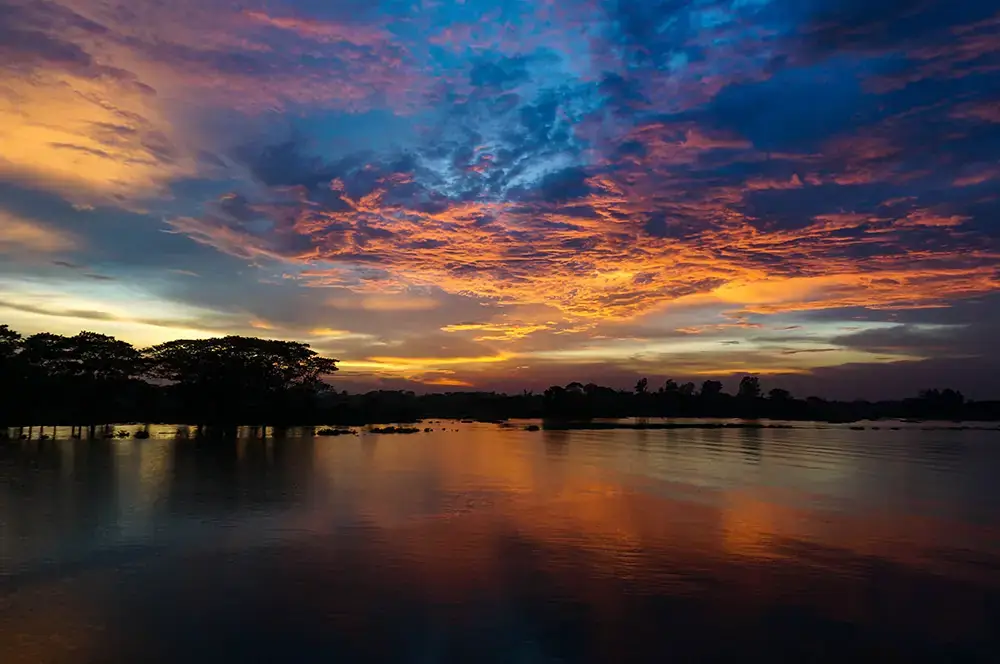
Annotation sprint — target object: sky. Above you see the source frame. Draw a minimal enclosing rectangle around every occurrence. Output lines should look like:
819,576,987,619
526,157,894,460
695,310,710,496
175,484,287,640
1,0,999,398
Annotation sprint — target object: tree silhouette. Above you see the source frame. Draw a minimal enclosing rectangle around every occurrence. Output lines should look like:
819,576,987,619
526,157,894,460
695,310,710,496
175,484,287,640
0,324,20,358
738,375,761,399
19,331,142,426
0,325,23,429
3,321,1000,430
145,336,338,426
700,380,723,398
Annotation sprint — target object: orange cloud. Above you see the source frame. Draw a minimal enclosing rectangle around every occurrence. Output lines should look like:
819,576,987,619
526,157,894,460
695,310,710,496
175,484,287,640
441,321,555,341
328,294,441,312
173,155,1000,327
421,377,474,387
0,70,197,200
0,212,78,254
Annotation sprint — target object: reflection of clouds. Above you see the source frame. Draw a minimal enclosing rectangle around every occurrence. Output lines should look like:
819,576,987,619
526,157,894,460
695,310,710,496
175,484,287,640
1,426,999,661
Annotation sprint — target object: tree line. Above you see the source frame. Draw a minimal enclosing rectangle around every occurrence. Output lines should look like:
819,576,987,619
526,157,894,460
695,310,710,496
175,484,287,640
2,323,996,433
0,324,338,431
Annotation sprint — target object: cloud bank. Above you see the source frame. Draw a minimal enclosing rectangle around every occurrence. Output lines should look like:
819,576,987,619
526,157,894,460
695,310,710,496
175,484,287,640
2,0,999,395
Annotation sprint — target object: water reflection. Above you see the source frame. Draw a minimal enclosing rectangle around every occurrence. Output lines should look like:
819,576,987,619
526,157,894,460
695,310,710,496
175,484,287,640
739,426,763,463
1,424,999,662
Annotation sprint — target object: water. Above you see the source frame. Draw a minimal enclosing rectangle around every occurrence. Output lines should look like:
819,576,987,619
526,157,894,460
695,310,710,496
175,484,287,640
2,422,999,662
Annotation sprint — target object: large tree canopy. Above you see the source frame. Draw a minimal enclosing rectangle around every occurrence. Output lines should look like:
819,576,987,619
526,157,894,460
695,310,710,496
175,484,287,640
21,331,142,383
145,336,338,391
1,328,339,428
144,336,339,425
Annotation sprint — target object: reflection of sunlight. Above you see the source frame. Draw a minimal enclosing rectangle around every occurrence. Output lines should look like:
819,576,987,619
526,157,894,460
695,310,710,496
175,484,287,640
113,442,173,539
720,493,784,560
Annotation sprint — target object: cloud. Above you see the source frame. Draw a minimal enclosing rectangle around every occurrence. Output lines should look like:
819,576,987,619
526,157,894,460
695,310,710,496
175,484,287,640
328,294,441,312
3,0,1000,394
441,321,555,342
169,121,1000,324
0,211,77,253
0,0,427,202
830,324,966,357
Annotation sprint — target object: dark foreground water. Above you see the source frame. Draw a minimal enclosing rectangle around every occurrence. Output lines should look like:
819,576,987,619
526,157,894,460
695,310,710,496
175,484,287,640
2,422,1000,663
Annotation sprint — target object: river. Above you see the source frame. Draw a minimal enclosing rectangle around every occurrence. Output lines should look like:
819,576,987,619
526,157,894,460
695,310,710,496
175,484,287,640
1,421,999,662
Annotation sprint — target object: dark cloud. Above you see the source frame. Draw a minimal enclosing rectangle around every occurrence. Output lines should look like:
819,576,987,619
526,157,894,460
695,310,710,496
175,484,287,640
698,63,875,152
796,0,995,55
241,140,340,189
532,167,592,203
831,324,965,356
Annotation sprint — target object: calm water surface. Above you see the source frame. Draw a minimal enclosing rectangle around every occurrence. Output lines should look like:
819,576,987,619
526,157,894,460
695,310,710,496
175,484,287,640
2,422,1000,662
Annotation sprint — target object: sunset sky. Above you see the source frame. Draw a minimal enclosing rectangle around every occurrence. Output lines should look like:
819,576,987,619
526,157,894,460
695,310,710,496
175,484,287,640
1,0,998,397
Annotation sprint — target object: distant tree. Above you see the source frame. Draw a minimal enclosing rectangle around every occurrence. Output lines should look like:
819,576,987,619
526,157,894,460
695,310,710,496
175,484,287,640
544,385,565,401
700,380,724,398
916,388,965,418
919,388,964,407
738,375,762,399
941,388,965,407
679,382,696,397
145,336,338,425
661,379,678,394
635,377,648,395
768,388,792,401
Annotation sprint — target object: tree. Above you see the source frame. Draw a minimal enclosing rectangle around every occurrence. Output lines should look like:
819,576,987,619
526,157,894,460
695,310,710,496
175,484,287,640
0,324,21,359
0,325,23,429
0,326,22,381
145,336,338,425
916,388,965,418
660,379,678,394
700,380,723,398
20,331,140,380
738,375,761,399
768,388,792,401
635,377,648,395
19,331,142,425
919,388,964,407
679,382,696,397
